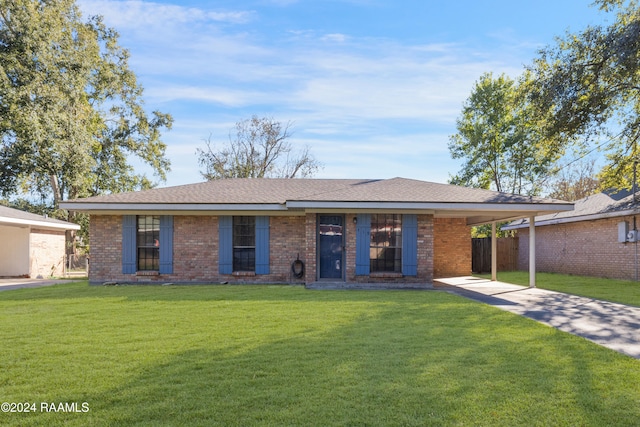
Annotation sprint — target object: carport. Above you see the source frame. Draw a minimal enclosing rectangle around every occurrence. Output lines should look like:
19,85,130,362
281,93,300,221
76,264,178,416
457,207,558,288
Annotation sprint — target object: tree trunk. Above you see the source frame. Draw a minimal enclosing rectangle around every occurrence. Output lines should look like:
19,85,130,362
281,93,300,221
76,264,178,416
50,174,62,209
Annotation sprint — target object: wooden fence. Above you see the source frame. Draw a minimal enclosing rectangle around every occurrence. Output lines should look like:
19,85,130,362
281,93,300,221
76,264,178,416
472,237,518,273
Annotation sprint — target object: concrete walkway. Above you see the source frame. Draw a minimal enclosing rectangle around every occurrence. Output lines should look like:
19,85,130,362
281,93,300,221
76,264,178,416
434,276,640,359
0,278,74,291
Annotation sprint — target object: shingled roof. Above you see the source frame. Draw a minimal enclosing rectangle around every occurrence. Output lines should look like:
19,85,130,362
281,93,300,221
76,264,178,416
505,189,639,229
60,177,573,226
0,205,80,230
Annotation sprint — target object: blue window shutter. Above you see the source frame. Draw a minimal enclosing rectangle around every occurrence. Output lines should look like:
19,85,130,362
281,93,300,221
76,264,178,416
159,216,174,274
122,215,137,274
402,214,418,276
355,214,371,275
219,216,233,274
255,216,270,275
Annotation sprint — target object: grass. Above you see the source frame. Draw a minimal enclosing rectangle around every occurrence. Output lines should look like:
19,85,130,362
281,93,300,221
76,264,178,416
1,282,639,426
477,271,640,307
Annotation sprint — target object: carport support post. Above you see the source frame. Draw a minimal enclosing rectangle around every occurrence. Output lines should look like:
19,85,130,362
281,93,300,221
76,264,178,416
491,222,497,281
529,215,536,288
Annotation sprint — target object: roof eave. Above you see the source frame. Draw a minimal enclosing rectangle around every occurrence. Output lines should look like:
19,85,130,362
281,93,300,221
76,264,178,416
503,207,638,230
60,200,573,225
0,216,81,231
285,200,574,211
59,202,289,213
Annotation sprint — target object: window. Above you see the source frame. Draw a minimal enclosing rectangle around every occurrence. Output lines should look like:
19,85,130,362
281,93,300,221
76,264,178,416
233,216,255,271
370,214,402,273
137,215,160,271
219,216,269,275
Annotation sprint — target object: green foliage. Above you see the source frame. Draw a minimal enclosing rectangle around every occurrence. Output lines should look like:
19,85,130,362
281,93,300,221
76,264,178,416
527,0,640,191
0,198,53,217
1,282,639,426
448,72,562,195
0,0,173,208
471,222,514,238
197,115,322,180
545,157,600,201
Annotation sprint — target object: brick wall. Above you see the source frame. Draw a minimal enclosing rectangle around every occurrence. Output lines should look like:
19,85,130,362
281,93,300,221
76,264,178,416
89,215,123,282
419,214,435,281
517,216,640,280
267,215,306,283
89,214,308,284
304,213,317,283
172,216,218,281
433,218,472,278
30,228,67,278
89,213,470,285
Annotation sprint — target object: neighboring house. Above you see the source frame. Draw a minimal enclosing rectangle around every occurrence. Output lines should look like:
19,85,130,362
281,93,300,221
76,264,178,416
60,177,572,287
0,205,81,278
504,190,640,280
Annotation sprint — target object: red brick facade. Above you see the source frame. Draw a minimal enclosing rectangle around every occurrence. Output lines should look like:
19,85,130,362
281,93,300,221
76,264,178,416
89,213,471,286
517,215,639,280
433,218,472,278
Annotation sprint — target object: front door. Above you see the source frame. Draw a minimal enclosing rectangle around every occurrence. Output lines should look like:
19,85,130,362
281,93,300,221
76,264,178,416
318,215,344,280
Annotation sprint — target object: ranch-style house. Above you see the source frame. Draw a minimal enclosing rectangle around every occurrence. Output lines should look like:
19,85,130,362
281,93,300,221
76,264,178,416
60,177,573,287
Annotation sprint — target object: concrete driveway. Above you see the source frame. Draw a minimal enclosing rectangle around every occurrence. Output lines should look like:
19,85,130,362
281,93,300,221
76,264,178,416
434,276,640,359
0,278,74,291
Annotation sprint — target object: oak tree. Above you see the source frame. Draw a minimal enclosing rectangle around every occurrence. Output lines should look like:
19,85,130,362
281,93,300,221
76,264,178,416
527,0,640,190
448,72,561,195
0,0,173,212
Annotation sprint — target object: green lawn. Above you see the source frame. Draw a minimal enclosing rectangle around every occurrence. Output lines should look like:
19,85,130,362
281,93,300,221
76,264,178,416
1,282,639,426
477,271,640,307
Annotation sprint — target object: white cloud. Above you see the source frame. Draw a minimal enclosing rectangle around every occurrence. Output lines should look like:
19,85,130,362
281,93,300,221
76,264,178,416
75,0,543,186
79,0,254,28
321,33,349,43
146,85,270,107
283,41,521,124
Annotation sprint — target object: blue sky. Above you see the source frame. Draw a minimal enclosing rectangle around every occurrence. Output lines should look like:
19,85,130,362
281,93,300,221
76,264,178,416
77,0,609,188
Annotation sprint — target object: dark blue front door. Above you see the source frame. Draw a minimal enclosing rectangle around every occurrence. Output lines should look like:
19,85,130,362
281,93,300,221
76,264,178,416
318,215,344,280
